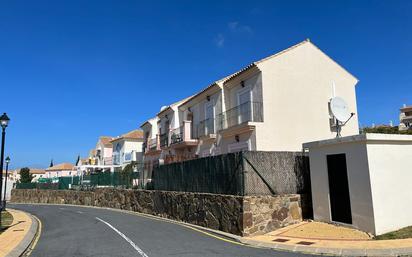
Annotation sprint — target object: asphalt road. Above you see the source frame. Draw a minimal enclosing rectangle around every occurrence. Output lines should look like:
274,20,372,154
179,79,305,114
10,204,317,257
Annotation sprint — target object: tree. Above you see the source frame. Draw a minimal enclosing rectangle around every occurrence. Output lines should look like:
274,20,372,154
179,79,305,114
362,126,412,135
120,161,136,188
19,167,34,183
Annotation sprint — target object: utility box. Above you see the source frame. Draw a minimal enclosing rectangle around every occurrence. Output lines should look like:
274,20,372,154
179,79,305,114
303,133,412,235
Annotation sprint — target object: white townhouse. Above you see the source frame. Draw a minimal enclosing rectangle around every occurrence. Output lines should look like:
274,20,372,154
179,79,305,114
111,129,144,169
141,39,359,164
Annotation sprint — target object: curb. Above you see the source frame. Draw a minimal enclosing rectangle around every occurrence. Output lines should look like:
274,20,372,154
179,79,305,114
9,203,412,257
6,209,40,257
236,237,412,257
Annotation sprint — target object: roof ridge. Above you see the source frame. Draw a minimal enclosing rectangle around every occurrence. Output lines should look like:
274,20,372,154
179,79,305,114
254,39,309,65
222,39,310,83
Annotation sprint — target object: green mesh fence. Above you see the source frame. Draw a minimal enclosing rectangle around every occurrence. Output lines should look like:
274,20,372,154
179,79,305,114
15,172,140,190
153,152,245,195
15,183,37,189
152,151,311,196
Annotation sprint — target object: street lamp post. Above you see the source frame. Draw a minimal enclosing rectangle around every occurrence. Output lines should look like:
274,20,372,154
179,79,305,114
3,156,10,209
0,113,10,227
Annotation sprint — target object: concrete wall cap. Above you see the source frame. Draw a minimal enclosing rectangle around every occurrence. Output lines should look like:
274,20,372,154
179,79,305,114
303,133,412,149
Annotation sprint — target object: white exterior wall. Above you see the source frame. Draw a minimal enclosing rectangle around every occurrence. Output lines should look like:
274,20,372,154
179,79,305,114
124,140,143,163
305,134,412,235
46,169,73,178
257,41,359,151
113,139,143,167
366,141,412,235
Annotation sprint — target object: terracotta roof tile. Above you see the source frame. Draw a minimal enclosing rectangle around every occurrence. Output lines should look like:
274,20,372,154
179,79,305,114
99,136,114,147
111,129,144,142
46,163,74,171
11,168,46,174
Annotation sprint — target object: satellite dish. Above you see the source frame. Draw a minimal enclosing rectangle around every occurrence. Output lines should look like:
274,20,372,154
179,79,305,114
330,97,355,138
330,97,351,122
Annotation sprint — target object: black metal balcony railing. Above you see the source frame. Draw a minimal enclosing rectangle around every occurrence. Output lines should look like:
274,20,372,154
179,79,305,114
217,101,263,130
160,133,169,147
170,126,183,144
196,118,215,138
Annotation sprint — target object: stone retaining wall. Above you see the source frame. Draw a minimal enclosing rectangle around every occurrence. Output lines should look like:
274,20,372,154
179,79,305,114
11,189,303,236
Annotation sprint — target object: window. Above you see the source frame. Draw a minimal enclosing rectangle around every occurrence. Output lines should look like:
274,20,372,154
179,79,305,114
237,87,252,124
204,101,215,135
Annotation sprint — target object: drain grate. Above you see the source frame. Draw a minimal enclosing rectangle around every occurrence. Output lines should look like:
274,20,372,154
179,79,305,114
13,229,24,232
273,238,289,242
296,241,315,245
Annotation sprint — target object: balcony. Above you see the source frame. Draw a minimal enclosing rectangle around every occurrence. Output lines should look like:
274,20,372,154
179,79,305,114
160,133,169,148
170,126,183,144
218,101,263,131
143,137,160,153
149,138,159,150
196,118,216,139
170,121,198,148
401,115,412,123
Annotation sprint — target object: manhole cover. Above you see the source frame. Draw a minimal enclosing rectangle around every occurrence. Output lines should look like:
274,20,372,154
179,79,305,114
296,241,314,245
273,238,289,242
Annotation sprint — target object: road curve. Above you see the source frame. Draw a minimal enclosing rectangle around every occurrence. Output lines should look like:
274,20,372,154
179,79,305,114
10,204,316,257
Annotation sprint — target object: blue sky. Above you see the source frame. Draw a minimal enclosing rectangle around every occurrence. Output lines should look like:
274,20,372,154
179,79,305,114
1,0,411,169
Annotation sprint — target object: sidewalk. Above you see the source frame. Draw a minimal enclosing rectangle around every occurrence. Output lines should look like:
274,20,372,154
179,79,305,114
240,221,412,256
0,208,39,257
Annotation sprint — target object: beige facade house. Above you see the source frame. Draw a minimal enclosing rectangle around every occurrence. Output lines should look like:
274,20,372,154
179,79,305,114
399,104,412,131
141,39,359,169
215,39,358,154
178,79,226,157
46,163,75,178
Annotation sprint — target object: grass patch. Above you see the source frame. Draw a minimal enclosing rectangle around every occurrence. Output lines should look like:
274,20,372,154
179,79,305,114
374,226,412,240
0,211,14,233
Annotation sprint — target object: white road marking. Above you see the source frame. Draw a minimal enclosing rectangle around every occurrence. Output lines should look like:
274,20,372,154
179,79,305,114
95,217,149,257
59,208,65,210
76,211,83,214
